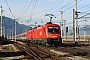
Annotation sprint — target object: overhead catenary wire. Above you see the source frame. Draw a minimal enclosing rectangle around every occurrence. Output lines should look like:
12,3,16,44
78,13,90,19
55,0,77,16
18,0,37,24
55,0,83,21
18,0,29,19
53,0,73,14
4,0,15,19
23,0,84,26
2,0,90,33
71,2,90,20
34,0,74,25
49,0,84,26
34,0,61,15
19,0,34,20
4,0,17,41
20,0,74,24
3,0,90,27
34,0,64,20
48,0,82,20
30,0,37,20
78,4,90,16
79,3,90,11
34,0,72,22
55,0,82,16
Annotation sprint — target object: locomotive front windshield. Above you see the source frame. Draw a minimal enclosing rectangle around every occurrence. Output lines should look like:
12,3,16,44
48,26,59,33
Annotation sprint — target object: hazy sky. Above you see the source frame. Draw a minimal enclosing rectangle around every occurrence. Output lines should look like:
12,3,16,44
0,0,90,27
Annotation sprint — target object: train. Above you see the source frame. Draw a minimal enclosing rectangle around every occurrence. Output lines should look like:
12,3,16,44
16,22,62,46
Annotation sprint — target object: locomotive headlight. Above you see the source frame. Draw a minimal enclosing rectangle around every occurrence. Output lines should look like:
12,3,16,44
53,36,56,38
47,34,49,37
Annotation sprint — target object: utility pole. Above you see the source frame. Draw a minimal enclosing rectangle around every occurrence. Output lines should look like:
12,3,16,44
59,11,64,41
0,6,2,37
66,26,68,39
14,19,17,42
27,20,29,31
73,9,75,42
10,28,11,39
89,23,90,39
0,6,5,37
81,20,88,42
3,25,6,37
74,0,78,44
11,26,13,40
63,20,66,40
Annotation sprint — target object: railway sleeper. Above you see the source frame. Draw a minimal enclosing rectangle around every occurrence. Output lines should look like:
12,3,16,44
14,43,43,60
74,52,88,56
30,47,50,58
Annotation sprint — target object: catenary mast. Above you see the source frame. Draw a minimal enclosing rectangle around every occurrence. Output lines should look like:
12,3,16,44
0,6,3,37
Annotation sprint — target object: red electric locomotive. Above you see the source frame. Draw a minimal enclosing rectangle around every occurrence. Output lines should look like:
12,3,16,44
26,22,62,46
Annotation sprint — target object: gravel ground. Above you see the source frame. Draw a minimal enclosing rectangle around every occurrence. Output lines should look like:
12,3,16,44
36,42,90,60
0,41,25,60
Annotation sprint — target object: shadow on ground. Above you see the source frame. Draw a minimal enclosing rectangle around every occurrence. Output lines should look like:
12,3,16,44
0,51,26,57
0,41,15,45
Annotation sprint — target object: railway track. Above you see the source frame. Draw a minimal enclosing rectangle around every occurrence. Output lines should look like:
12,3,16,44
13,42,62,60
35,42,90,60
13,41,90,60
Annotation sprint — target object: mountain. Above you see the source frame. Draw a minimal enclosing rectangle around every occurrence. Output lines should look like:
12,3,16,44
79,25,90,35
68,25,90,35
2,16,32,37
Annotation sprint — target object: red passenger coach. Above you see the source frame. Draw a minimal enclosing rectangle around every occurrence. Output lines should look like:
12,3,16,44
26,22,62,46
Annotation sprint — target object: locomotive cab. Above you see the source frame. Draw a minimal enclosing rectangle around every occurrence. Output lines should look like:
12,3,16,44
45,23,62,46
48,26,59,34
